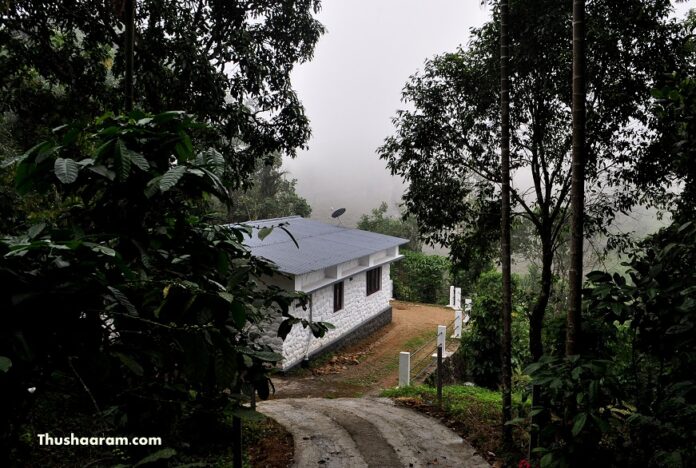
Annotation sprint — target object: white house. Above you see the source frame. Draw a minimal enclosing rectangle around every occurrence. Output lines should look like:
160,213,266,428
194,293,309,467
242,216,408,370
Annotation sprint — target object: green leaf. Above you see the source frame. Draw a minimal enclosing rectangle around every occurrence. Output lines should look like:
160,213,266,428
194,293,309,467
572,412,588,436
248,350,283,362
107,286,138,315
258,226,273,241
115,140,132,179
134,448,177,467
123,145,150,171
54,158,79,184
277,319,295,339
114,352,144,377
88,165,116,180
84,242,116,257
540,453,554,468
27,223,46,239
231,302,246,328
218,292,234,303
0,356,12,373
159,166,187,192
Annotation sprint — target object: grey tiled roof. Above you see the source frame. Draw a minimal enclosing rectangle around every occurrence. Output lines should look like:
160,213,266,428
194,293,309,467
237,216,409,275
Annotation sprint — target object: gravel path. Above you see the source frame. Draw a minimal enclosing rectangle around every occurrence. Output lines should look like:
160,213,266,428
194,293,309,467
258,397,489,468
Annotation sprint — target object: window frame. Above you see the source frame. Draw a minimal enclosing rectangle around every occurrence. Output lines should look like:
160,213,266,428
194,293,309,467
333,281,344,312
366,267,382,296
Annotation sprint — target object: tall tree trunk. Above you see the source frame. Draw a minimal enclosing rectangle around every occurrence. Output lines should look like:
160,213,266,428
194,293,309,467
499,0,513,450
528,235,553,455
567,0,586,356
530,237,553,361
124,0,135,112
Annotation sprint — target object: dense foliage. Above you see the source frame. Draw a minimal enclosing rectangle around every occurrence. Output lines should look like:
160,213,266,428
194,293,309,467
391,250,451,305
0,0,324,187
226,153,312,222
456,271,530,389
0,113,328,465
357,202,422,252
379,0,687,361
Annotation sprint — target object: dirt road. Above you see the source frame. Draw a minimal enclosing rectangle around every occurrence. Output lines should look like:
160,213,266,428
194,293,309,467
258,397,489,468
271,301,456,398
258,302,483,467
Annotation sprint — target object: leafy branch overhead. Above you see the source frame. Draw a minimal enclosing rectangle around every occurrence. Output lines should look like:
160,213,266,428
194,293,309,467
0,111,331,464
0,0,326,187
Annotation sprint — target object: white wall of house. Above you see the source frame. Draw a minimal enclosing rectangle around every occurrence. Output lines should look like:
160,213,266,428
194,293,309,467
255,246,402,370
281,263,393,369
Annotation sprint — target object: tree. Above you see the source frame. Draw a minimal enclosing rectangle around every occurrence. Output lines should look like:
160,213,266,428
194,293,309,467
227,153,312,222
0,112,330,465
357,202,422,252
634,9,696,221
566,0,587,358
0,0,324,186
498,0,513,449
379,0,685,362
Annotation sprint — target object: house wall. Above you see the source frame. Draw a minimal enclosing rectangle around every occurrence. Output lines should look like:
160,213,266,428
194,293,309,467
281,263,394,369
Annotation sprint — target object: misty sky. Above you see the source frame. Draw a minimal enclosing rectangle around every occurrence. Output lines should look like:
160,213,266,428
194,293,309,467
284,0,693,227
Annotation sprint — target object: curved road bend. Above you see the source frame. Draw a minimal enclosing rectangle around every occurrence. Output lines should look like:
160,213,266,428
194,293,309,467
258,397,490,468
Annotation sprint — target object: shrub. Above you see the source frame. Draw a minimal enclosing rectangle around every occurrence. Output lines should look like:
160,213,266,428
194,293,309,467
0,112,328,465
454,271,530,389
392,250,451,305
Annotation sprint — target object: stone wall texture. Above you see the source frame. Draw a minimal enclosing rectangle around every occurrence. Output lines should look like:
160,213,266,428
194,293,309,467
280,263,393,369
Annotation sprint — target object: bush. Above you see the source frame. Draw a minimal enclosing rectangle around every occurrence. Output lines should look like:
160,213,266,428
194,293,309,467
0,112,328,465
392,250,451,305
582,220,696,466
454,271,530,389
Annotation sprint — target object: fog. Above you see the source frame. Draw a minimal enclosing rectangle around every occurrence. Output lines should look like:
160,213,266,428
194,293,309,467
283,0,489,225
284,0,693,228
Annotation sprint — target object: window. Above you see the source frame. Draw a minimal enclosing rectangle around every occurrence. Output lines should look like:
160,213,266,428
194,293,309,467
366,267,381,296
333,281,344,312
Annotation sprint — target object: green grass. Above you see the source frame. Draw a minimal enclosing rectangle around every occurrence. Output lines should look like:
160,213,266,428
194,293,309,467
403,330,436,350
381,385,528,461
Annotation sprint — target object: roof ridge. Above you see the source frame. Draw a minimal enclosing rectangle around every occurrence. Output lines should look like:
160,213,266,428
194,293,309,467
241,215,303,224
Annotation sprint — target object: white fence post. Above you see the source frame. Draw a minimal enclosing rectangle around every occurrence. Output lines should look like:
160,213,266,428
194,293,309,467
437,325,447,352
453,309,462,338
464,297,472,324
449,286,455,308
399,352,411,387
455,287,462,310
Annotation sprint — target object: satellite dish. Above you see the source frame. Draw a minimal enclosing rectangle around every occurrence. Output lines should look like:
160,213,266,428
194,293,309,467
331,207,346,226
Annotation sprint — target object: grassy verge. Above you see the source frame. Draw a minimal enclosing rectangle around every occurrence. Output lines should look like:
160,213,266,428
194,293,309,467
381,385,528,464
403,329,436,350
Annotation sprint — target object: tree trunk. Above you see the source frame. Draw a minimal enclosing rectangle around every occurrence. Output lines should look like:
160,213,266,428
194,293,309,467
124,0,135,112
499,0,513,450
528,236,553,456
567,0,586,356
530,239,553,361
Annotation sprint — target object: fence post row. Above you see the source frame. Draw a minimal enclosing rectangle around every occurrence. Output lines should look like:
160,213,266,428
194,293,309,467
399,351,411,387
